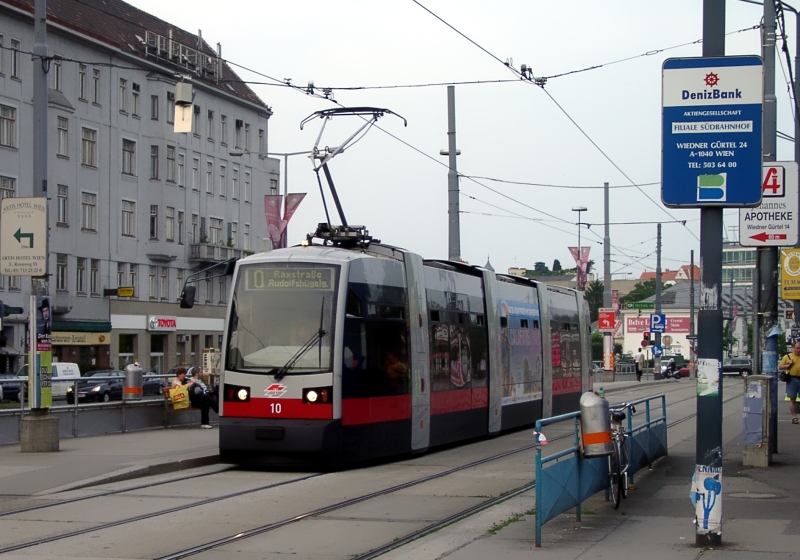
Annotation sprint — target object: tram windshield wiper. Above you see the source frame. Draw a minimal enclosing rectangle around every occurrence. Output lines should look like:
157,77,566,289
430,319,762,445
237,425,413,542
271,328,327,381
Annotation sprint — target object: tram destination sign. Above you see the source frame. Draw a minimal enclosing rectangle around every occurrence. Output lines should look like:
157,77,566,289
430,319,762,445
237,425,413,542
243,265,335,291
738,162,799,247
662,56,763,207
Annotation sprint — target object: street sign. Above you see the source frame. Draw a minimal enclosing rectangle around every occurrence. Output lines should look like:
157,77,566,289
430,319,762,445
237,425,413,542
652,345,664,358
651,313,667,333
0,198,47,275
781,248,800,300
686,334,699,340
662,56,763,207
598,308,615,332
739,162,799,246
625,302,655,310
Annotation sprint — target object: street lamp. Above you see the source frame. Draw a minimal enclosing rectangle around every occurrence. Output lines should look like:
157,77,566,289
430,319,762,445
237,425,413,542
729,278,736,358
572,206,587,290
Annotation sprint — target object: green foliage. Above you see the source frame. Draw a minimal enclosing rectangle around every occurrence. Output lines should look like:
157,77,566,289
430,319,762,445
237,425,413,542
592,330,603,360
722,323,738,356
534,261,549,273
619,279,667,305
584,280,604,323
552,259,562,272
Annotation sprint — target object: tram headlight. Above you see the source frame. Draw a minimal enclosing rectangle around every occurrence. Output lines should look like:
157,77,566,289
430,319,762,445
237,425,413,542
302,386,331,404
223,383,250,403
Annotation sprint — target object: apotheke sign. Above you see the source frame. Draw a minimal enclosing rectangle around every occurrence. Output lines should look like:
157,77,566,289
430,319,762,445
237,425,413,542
148,316,177,331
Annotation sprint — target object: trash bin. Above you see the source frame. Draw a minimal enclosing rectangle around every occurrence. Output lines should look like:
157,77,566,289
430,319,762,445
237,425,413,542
123,364,144,401
579,391,613,457
743,374,772,467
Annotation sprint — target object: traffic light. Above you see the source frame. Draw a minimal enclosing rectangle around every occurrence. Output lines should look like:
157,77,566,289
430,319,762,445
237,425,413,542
642,331,650,347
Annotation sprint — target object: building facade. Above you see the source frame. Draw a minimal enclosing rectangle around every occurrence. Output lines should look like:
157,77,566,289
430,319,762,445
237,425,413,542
0,0,278,373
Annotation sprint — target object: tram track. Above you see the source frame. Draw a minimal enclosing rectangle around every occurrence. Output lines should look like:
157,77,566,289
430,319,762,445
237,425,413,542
1,382,738,558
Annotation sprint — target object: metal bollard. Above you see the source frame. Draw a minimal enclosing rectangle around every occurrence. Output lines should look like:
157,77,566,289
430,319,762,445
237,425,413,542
123,364,144,401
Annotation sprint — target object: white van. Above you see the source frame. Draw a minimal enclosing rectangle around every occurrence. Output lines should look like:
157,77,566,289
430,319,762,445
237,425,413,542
50,363,81,398
15,362,81,399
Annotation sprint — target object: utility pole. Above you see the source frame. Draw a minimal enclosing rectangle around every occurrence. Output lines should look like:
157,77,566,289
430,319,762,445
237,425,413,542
760,0,780,454
444,86,460,262
603,182,613,376
654,224,662,377
695,0,725,547
20,0,58,452
690,249,696,378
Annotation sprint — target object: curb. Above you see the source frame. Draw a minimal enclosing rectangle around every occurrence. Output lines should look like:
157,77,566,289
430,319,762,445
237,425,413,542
36,454,221,495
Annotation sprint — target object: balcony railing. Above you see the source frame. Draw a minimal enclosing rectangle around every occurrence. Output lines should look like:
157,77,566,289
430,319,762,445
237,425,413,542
188,243,242,262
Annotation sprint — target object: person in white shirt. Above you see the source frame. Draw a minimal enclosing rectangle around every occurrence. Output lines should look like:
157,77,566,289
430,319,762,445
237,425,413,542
634,348,645,382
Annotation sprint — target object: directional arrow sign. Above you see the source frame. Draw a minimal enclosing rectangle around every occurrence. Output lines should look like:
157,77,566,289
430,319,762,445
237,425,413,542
0,197,47,276
739,162,799,246
13,228,34,247
598,308,615,332
749,232,787,243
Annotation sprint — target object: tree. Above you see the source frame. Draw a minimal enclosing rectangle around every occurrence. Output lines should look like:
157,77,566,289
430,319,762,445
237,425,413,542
619,279,668,305
591,330,603,360
552,259,562,272
722,323,738,357
584,280,604,323
586,259,595,274
534,261,549,273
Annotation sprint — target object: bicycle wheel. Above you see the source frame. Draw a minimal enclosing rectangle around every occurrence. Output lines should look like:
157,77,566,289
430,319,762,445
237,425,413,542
609,449,621,509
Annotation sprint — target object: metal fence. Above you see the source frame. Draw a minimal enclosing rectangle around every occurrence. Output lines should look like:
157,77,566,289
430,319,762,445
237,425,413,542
534,393,668,547
0,375,215,445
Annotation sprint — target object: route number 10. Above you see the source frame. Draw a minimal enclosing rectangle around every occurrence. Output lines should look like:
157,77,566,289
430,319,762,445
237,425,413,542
270,403,282,414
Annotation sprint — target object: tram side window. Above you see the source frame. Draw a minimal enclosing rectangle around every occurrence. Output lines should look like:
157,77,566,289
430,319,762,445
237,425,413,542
342,291,410,398
500,316,508,328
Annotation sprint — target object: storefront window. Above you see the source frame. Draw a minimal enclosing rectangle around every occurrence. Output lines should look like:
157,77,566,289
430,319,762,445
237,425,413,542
150,334,165,373
118,333,136,369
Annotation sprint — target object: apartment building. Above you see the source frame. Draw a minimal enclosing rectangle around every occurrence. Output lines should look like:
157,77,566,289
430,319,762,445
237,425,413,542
0,0,279,373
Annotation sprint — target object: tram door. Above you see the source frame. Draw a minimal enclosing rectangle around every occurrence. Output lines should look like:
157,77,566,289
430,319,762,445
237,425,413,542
404,252,430,452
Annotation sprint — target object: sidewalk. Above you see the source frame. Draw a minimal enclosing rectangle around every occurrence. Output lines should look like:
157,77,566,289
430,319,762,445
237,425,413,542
5,378,789,559
0,427,220,497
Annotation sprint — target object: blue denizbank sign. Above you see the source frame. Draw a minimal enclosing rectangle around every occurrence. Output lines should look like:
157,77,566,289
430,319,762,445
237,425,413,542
662,56,763,207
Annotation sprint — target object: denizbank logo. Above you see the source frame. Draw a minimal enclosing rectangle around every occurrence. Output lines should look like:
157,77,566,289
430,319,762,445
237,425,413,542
682,73,742,101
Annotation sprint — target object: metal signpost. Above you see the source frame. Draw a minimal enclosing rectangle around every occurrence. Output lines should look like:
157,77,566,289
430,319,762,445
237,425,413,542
739,163,799,247
662,37,763,545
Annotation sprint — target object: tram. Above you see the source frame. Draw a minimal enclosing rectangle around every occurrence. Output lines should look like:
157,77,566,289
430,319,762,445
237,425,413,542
213,241,590,465
181,107,591,466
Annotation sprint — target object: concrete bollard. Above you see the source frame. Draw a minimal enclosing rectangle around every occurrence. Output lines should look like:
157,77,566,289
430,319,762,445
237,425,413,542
20,409,59,452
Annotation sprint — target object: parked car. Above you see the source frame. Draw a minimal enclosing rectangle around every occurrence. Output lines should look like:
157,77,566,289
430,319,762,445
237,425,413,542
66,370,124,403
722,357,752,377
142,375,165,396
0,373,22,401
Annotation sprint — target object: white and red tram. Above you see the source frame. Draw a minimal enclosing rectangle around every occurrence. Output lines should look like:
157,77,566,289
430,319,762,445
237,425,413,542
216,242,591,466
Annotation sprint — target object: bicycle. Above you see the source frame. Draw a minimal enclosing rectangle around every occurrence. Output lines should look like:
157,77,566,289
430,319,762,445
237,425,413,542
608,403,635,508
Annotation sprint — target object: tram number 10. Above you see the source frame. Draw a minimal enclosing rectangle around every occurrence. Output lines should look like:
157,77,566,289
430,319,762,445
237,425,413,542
270,403,282,414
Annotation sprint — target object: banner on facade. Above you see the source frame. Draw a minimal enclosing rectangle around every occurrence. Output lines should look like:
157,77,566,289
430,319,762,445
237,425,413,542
568,246,591,289
265,194,307,249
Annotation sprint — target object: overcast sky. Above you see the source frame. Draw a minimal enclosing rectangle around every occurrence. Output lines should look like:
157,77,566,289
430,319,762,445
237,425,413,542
129,0,797,279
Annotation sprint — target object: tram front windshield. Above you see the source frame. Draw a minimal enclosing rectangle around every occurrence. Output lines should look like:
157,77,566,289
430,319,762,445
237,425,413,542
226,263,338,375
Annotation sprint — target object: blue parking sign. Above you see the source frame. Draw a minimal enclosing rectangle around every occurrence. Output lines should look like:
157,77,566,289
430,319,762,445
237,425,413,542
651,313,666,333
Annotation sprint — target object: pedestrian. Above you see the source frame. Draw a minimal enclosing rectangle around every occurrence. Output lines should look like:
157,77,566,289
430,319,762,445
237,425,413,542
634,348,644,382
172,368,218,429
778,340,800,425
